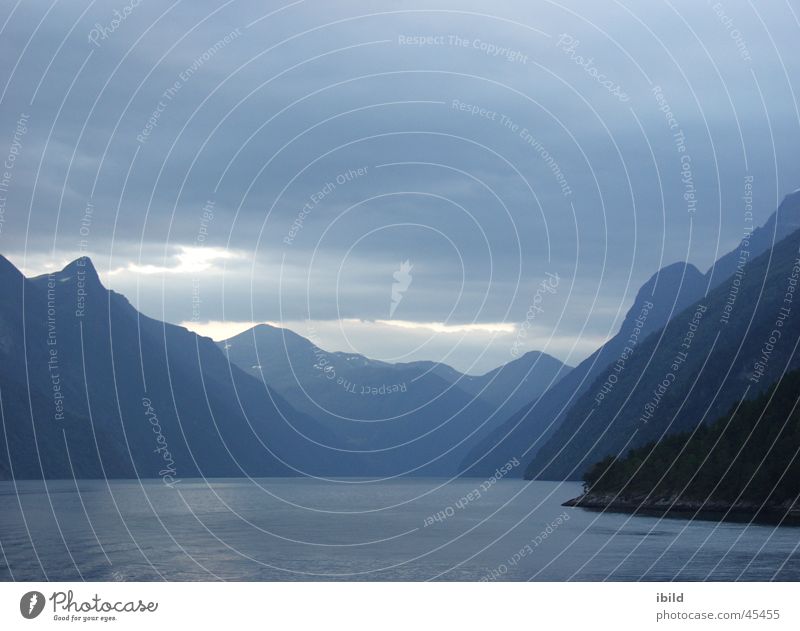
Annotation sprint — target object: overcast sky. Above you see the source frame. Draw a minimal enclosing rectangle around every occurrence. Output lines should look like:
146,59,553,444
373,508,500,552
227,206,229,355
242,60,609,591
1,0,799,373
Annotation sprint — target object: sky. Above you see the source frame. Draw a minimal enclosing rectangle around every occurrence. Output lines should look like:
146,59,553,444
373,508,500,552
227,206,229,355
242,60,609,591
1,0,799,374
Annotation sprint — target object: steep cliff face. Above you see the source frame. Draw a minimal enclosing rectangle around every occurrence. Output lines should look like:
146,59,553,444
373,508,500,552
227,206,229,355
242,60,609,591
464,192,800,480
527,225,800,480
707,190,800,288
0,256,345,479
460,260,707,477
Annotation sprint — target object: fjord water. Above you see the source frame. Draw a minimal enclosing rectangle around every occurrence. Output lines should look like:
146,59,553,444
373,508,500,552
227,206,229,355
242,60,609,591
1,479,797,581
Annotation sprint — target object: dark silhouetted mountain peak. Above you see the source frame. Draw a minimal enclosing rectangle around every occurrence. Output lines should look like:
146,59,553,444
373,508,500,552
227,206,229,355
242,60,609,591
640,260,703,294
707,190,800,288
28,256,108,304
29,256,103,289
58,256,102,285
769,189,800,235
0,253,23,283
620,260,706,340
778,188,800,212
227,322,322,357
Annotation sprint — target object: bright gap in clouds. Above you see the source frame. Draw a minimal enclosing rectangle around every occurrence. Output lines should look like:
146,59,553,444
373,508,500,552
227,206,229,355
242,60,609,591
108,246,237,276
180,318,515,342
179,320,273,341
374,320,516,334
7,247,597,373
180,318,601,375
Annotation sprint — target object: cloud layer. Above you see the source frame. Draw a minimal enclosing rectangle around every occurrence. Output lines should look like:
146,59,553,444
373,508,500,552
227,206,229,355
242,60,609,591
1,0,798,371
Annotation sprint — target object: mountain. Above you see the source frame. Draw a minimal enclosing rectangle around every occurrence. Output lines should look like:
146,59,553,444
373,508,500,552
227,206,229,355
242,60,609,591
463,191,800,478
460,261,708,476
526,221,800,480
0,255,348,480
0,255,127,479
707,190,800,287
219,325,570,475
569,368,800,521
398,351,571,414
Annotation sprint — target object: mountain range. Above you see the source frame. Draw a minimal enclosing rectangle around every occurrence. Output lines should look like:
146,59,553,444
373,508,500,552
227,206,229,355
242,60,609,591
218,324,569,475
2,191,799,483
0,254,568,479
526,203,800,480
463,190,800,478
0,256,347,479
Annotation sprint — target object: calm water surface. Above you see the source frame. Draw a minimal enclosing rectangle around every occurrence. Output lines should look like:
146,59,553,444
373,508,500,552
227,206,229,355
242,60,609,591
1,478,798,581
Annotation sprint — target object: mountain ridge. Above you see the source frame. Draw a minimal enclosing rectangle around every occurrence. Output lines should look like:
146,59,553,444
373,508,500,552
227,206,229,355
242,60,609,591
218,323,571,474
460,191,800,478
526,222,800,480
0,255,351,479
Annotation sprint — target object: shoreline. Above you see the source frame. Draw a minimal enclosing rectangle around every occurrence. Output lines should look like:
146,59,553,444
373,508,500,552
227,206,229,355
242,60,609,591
564,492,800,525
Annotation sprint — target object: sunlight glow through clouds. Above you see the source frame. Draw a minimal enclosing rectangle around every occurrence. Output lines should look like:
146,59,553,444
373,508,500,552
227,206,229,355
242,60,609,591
180,319,515,342
373,320,516,334
180,320,277,341
179,317,605,373
108,245,238,276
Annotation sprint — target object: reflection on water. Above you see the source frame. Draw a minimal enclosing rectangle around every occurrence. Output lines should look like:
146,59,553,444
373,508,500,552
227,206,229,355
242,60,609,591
0,478,797,581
